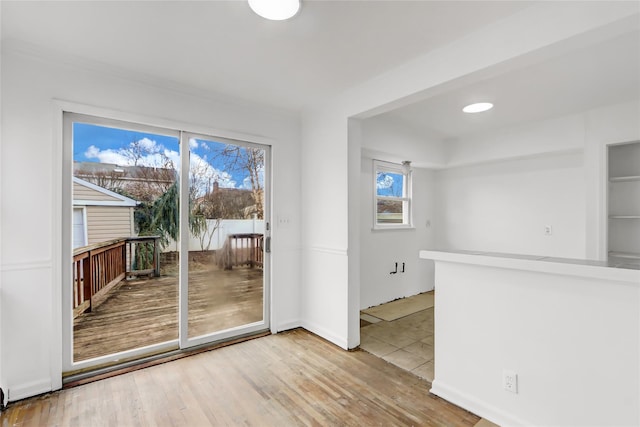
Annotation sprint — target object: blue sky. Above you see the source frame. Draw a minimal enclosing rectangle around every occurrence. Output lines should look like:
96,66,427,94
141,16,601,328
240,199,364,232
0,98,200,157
376,171,404,197
73,122,258,191
73,123,179,160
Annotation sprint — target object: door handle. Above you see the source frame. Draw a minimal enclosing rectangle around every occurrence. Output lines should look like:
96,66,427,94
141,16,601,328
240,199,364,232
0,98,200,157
265,236,271,253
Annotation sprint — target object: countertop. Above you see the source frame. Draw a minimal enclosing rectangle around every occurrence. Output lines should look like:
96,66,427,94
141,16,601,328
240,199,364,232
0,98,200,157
419,250,640,284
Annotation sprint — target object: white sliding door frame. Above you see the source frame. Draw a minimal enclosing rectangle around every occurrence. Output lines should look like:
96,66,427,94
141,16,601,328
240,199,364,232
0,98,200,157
57,102,272,376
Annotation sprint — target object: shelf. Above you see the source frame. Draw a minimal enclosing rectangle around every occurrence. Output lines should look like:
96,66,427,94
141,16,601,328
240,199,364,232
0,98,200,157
609,175,640,182
609,251,640,260
608,143,640,264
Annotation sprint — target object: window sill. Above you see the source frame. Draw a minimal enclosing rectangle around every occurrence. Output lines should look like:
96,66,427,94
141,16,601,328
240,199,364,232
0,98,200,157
372,225,416,232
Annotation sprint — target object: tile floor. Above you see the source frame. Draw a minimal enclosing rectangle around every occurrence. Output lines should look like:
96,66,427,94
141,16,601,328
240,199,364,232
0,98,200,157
360,299,435,382
360,293,499,427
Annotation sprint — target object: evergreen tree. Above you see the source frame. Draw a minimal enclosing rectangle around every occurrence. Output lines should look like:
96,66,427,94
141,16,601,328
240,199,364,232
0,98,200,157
135,181,205,249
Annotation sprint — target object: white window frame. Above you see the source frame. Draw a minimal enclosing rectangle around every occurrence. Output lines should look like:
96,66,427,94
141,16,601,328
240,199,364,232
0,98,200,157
373,159,413,230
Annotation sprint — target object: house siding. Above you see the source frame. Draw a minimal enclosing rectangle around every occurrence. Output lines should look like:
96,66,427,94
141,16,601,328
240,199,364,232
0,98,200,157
73,181,121,202
86,206,135,244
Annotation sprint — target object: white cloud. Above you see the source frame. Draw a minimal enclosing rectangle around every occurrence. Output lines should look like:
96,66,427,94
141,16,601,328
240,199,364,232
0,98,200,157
190,153,236,196
84,144,130,165
85,138,252,196
138,137,158,152
376,173,394,189
84,138,172,168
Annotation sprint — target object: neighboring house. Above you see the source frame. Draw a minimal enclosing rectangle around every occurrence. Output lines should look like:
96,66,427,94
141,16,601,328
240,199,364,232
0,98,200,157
74,161,176,203
194,180,259,220
73,177,138,248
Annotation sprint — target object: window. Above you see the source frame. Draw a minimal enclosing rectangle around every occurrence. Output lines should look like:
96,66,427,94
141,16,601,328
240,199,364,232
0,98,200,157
373,160,412,229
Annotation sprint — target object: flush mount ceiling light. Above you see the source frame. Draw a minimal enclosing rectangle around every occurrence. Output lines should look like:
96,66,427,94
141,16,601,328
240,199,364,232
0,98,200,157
463,102,494,113
249,0,300,20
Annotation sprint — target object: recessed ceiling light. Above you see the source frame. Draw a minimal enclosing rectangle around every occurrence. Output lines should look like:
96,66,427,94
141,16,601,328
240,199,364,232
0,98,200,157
463,102,494,113
248,0,300,20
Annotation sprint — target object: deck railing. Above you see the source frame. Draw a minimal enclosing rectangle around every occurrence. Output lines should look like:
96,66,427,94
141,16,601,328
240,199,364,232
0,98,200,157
218,233,264,270
72,236,160,318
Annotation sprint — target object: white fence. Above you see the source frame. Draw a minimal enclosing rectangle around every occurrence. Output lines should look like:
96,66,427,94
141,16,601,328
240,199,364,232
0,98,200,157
162,218,265,253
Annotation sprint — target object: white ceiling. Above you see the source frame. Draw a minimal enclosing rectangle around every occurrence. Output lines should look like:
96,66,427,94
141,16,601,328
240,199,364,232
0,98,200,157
381,28,640,140
2,1,638,141
1,0,532,112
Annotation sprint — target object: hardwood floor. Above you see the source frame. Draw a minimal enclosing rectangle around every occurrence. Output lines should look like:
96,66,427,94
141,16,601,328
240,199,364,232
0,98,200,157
2,329,480,427
74,261,263,361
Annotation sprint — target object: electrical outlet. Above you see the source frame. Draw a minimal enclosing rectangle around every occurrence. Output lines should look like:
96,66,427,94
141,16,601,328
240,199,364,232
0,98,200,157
503,370,518,393
544,225,553,236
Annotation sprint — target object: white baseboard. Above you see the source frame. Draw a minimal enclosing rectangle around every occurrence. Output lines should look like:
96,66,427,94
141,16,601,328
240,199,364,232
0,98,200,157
300,320,348,350
430,379,529,427
274,320,301,333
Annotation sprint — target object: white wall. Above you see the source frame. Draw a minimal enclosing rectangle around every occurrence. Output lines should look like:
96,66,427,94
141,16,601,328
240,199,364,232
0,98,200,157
359,103,637,306
436,151,586,258
357,103,638,306
430,258,639,426
359,158,437,309
358,117,440,309
300,108,351,349
444,113,585,167
435,101,640,259
0,47,301,401
360,115,446,168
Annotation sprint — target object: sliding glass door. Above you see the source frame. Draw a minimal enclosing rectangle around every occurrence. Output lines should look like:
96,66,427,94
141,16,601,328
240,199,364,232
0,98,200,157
63,112,270,374
181,132,269,347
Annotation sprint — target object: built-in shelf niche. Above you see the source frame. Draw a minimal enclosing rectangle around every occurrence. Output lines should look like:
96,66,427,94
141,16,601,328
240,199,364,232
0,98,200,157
608,141,640,269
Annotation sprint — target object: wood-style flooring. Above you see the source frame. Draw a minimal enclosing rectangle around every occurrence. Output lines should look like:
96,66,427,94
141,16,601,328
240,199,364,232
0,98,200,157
2,329,480,427
74,259,263,361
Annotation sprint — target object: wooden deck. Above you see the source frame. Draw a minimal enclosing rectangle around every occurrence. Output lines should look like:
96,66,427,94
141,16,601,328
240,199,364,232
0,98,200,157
5,329,481,426
73,256,263,362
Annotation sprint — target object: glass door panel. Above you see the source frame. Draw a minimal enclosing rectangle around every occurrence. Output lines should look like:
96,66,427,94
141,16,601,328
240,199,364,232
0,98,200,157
184,135,268,341
67,114,180,366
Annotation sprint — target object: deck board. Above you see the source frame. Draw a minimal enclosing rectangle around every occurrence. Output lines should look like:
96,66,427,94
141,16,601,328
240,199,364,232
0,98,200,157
73,260,263,362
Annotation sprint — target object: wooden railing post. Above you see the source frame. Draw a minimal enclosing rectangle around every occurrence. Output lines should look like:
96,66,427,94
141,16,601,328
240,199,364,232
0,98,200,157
121,242,127,281
153,237,160,277
84,251,93,312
